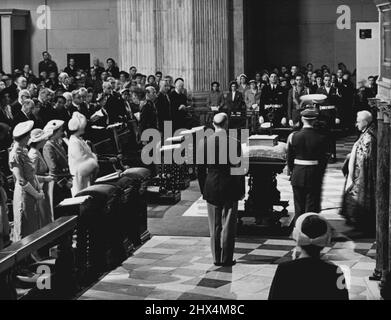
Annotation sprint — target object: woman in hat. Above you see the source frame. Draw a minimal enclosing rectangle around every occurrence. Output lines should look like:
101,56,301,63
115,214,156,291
9,120,44,241
43,120,73,210
206,82,225,112
28,128,54,227
68,112,99,196
268,213,349,300
238,74,249,94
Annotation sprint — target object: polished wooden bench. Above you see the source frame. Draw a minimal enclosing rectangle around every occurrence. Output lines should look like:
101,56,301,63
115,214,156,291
0,216,78,300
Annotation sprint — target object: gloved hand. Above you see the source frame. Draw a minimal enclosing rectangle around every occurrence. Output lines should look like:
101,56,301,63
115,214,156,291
281,118,287,126
259,116,265,124
289,120,294,127
22,182,45,200
336,118,341,125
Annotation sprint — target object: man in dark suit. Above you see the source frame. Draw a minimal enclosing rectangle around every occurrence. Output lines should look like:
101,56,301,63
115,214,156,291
0,92,15,127
316,74,341,161
260,73,287,127
287,109,329,224
91,58,105,78
102,81,127,124
169,78,190,131
335,70,354,130
36,88,56,127
13,98,35,126
287,74,310,128
367,76,378,98
38,51,58,76
222,81,246,130
155,81,172,132
64,58,78,79
197,113,245,267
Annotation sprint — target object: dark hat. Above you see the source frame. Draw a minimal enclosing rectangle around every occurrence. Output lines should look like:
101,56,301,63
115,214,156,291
211,81,220,87
301,109,319,120
249,80,256,84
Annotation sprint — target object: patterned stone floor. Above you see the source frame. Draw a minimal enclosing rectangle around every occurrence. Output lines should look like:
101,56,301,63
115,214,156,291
80,235,376,300
80,135,378,300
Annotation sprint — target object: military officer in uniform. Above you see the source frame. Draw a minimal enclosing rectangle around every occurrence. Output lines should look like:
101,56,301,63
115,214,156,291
287,109,329,225
197,113,245,267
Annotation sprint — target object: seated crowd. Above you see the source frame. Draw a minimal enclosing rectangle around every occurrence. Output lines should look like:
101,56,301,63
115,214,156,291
0,52,375,299
0,52,379,249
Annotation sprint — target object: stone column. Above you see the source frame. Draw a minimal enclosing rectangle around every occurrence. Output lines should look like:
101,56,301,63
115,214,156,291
375,105,390,283
231,0,244,79
193,0,230,91
0,14,13,74
117,0,156,75
117,0,232,92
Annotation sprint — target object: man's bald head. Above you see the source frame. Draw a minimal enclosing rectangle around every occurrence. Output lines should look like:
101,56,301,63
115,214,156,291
356,110,373,132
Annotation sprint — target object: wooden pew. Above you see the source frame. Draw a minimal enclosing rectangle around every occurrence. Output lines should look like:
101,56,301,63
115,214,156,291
0,216,78,300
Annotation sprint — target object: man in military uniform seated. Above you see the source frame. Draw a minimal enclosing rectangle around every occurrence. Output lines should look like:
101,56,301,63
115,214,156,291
287,109,329,227
260,73,287,128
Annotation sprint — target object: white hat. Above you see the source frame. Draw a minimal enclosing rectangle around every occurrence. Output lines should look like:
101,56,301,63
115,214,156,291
13,120,34,139
28,128,53,145
292,213,331,248
44,120,65,133
68,112,87,132
213,113,228,126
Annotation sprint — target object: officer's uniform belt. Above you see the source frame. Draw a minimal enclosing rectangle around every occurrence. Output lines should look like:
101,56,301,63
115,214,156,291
319,105,335,111
294,159,319,166
265,104,282,110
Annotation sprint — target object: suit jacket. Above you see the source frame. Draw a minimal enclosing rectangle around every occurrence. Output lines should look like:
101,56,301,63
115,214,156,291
38,60,58,75
223,91,245,114
260,84,287,119
316,86,341,119
287,127,329,188
139,100,158,133
287,86,310,123
268,258,349,300
37,101,56,127
11,101,22,116
106,66,120,79
155,92,172,131
13,110,32,126
0,106,15,127
197,130,246,206
43,139,70,178
105,93,127,124
169,90,189,130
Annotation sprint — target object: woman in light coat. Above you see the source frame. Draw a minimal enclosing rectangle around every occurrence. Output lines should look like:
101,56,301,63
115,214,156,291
68,112,99,196
28,129,54,228
9,121,44,241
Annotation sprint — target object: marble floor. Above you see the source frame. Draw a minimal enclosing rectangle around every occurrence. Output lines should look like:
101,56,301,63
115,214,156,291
80,235,376,300
80,135,378,301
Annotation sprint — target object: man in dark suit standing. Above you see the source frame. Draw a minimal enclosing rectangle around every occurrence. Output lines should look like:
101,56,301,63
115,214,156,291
169,78,189,131
155,81,172,132
260,73,287,127
222,81,246,130
102,81,127,124
197,113,245,267
287,74,310,128
316,74,341,162
287,109,329,224
336,69,354,131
